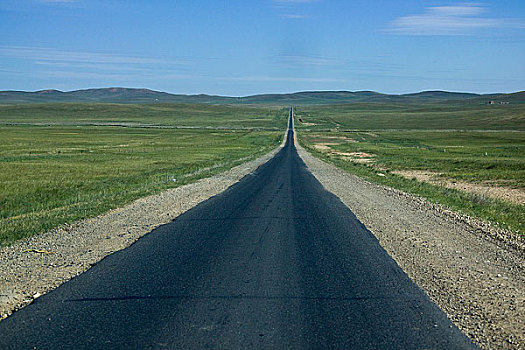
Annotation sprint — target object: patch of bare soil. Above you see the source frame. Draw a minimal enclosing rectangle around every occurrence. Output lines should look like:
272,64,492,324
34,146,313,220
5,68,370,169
335,151,375,164
393,170,525,205
321,135,358,142
314,143,376,164
296,136,524,349
342,157,374,164
295,116,316,126
313,143,339,150
334,151,375,158
310,135,357,143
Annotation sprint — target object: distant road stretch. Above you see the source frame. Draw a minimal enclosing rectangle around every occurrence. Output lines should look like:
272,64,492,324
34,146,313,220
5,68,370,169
0,108,477,349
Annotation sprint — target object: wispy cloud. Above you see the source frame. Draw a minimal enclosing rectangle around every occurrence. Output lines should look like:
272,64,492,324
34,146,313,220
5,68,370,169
272,0,318,5
0,46,191,86
33,60,151,73
276,54,340,68
0,46,186,66
385,4,525,35
37,0,79,3
279,14,310,19
271,0,319,20
36,70,136,80
160,73,345,84
228,75,345,83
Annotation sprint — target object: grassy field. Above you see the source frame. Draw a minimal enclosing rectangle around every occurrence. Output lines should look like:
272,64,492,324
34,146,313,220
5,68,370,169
0,103,286,129
0,104,286,245
295,102,525,131
2,100,523,244
296,102,525,236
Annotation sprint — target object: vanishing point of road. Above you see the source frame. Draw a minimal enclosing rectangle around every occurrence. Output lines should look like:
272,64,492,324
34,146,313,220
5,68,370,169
0,109,477,349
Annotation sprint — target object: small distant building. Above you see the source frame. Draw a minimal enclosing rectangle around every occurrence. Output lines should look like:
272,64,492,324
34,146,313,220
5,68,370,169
488,101,495,104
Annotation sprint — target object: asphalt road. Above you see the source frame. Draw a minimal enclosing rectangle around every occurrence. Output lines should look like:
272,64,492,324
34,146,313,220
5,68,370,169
0,109,477,349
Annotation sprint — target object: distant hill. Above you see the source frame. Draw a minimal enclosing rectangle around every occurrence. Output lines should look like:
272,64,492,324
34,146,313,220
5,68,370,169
241,91,388,104
481,91,525,103
400,91,483,100
1,87,523,105
0,88,236,105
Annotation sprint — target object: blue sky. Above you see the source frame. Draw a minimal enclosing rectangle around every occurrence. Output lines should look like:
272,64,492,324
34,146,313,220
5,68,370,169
1,0,524,95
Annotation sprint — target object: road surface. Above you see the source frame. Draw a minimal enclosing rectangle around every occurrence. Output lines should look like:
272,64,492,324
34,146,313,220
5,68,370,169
0,109,477,349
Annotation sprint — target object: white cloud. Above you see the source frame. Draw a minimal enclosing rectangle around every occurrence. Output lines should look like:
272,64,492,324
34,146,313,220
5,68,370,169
279,14,310,19
34,60,150,73
272,0,318,4
271,0,318,19
36,70,134,80
276,54,339,68
0,46,186,66
228,75,345,83
0,46,191,85
385,4,525,35
38,0,79,3
429,5,485,17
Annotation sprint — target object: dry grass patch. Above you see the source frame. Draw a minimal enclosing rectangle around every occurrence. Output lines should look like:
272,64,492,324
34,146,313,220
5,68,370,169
313,143,340,150
393,170,525,205
313,143,376,163
335,151,375,158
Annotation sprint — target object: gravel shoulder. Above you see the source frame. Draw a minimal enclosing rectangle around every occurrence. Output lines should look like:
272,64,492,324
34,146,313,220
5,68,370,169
295,136,524,349
0,144,284,321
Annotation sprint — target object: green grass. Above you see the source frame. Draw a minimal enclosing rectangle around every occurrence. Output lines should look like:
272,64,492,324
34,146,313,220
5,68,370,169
296,102,525,236
304,131,524,188
295,102,525,131
0,103,287,129
0,103,287,245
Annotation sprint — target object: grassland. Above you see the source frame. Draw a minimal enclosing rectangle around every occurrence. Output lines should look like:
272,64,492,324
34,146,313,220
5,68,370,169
2,99,523,244
0,103,286,129
296,102,525,236
0,103,287,245
296,102,525,131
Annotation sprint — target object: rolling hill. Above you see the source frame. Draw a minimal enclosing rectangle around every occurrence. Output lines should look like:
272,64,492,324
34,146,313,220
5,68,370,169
0,87,523,105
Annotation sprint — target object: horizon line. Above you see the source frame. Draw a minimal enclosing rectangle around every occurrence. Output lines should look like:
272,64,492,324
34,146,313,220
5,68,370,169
2,86,524,97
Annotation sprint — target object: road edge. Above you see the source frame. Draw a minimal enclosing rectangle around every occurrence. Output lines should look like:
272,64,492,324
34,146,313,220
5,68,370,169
293,123,524,349
0,128,289,321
